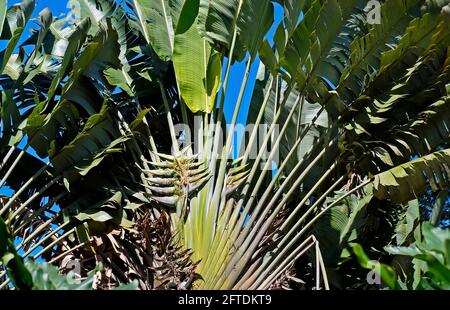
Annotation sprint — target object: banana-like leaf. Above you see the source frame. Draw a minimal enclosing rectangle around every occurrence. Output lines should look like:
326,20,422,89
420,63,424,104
237,0,273,60
0,0,6,38
62,19,121,95
73,192,133,230
282,0,307,36
196,0,209,37
104,67,134,96
68,0,117,35
46,17,91,102
172,0,222,113
341,23,450,174
203,0,249,61
127,0,175,61
22,8,52,73
371,148,450,203
317,4,369,86
337,0,422,103
204,0,241,48
379,13,440,75
0,0,35,74
315,190,373,265
205,0,274,60
1,88,21,142
364,13,443,98
25,100,80,158
281,0,366,91
51,105,124,174
20,14,75,59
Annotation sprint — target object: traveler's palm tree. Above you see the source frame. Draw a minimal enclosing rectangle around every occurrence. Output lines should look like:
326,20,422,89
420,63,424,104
0,0,449,290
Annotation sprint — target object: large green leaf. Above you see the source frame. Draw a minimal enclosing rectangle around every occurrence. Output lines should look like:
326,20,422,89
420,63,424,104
46,17,91,102
1,88,21,142
172,0,221,113
379,13,440,75
62,19,121,96
0,0,35,74
68,0,117,35
204,0,241,48
280,0,365,89
128,0,174,61
363,13,443,99
237,0,273,59
315,190,373,265
0,0,7,38
50,104,124,174
341,27,450,175
371,148,450,203
104,67,134,96
337,0,422,103
316,3,369,86
196,0,209,37
282,0,307,36
20,13,77,59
